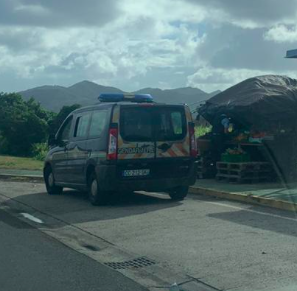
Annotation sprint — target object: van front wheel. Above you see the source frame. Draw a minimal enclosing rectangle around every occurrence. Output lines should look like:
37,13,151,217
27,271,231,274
88,172,108,206
168,186,188,201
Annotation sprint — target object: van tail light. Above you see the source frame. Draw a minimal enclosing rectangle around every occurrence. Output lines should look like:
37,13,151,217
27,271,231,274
189,123,197,158
107,127,118,160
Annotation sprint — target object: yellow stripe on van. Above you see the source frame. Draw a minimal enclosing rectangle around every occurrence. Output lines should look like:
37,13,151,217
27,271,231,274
112,106,120,123
185,106,192,121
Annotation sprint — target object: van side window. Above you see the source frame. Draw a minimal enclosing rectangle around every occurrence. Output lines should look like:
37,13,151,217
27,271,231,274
60,117,73,142
74,114,90,138
89,110,108,137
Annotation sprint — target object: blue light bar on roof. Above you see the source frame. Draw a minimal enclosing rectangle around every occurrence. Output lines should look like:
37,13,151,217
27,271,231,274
98,93,153,103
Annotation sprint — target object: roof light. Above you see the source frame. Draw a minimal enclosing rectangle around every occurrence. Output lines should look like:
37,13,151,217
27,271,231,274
98,93,153,103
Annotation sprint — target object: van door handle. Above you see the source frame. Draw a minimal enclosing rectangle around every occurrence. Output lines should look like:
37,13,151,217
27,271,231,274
158,143,171,152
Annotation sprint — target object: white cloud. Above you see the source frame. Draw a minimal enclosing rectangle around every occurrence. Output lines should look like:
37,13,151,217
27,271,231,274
0,8,204,91
1,0,297,93
120,0,207,24
187,66,297,92
264,25,297,43
185,0,297,29
0,0,120,27
14,4,49,15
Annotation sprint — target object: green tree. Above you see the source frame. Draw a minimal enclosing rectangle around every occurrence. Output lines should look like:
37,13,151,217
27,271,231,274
0,93,49,156
0,93,81,157
26,97,56,123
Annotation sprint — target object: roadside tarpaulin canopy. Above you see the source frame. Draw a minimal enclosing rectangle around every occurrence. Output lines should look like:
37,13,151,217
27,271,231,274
198,75,297,183
198,75,297,130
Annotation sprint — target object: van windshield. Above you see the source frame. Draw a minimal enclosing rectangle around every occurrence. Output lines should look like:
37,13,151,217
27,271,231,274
120,106,186,141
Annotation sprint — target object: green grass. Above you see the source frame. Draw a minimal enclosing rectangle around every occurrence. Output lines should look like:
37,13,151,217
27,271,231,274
0,128,212,171
195,125,212,138
0,155,44,170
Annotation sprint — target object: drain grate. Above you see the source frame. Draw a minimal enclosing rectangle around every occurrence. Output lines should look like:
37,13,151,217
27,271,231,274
104,257,156,270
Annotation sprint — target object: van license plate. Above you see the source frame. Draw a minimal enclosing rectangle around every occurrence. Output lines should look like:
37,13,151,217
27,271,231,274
123,169,150,177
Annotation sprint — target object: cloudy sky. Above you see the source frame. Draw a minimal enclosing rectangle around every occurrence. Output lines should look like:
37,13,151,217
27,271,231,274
1,0,297,93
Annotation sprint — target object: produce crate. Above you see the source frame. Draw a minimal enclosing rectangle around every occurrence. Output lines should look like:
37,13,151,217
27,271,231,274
221,153,250,163
216,161,274,184
217,162,271,171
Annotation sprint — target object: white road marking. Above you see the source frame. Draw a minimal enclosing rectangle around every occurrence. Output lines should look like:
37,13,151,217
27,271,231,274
20,213,43,224
140,191,297,222
204,201,297,222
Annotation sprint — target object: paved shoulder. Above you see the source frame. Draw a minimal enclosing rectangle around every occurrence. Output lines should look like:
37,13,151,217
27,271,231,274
0,209,147,291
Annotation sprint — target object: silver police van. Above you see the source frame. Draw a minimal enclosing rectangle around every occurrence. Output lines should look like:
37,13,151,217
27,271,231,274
44,93,197,205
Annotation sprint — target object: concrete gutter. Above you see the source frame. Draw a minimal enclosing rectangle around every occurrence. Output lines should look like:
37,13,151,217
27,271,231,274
189,186,297,212
0,173,43,183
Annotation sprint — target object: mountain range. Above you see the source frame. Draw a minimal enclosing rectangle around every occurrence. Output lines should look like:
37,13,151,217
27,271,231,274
19,80,220,112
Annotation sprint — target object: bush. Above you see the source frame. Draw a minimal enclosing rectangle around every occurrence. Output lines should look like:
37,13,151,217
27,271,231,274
195,125,212,138
0,134,9,155
31,143,49,161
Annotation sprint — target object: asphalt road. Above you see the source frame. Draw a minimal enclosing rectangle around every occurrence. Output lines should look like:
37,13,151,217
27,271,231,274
0,208,147,291
1,181,297,291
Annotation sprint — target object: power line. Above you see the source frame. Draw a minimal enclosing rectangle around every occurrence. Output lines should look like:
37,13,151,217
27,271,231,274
187,99,208,108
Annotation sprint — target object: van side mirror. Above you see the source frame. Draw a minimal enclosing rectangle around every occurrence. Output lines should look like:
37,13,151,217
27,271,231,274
48,134,57,147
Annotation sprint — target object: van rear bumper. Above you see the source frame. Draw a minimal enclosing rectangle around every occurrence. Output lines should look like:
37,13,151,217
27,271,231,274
95,162,197,192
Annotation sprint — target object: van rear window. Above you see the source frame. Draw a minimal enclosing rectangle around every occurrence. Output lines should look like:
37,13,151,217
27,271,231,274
154,108,186,141
120,108,153,141
120,107,186,141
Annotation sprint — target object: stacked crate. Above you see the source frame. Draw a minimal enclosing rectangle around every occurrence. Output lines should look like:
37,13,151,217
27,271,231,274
216,162,273,183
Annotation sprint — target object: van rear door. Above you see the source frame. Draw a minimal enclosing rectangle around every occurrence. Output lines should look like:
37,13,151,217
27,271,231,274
117,105,190,160
117,104,192,180
154,106,190,158
153,105,192,180
118,106,155,160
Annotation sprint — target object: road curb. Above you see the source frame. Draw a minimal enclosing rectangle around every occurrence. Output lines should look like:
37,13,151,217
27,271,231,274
0,174,44,183
1,174,296,212
189,186,297,212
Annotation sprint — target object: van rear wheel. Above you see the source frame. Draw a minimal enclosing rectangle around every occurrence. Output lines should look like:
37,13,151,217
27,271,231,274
88,172,108,205
44,166,63,195
168,186,188,201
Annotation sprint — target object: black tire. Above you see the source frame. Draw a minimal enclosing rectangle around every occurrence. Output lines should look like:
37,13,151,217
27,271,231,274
88,172,108,206
168,186,189,201
44,166,63,195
